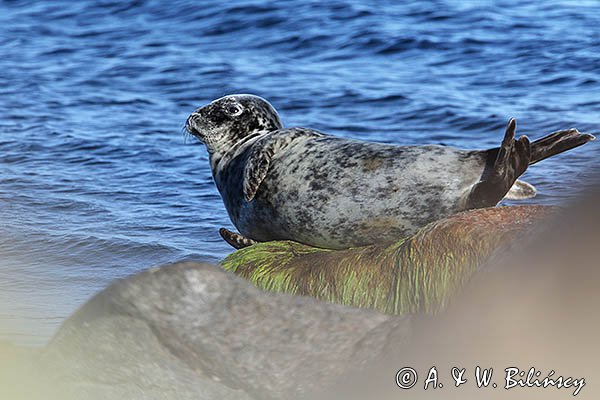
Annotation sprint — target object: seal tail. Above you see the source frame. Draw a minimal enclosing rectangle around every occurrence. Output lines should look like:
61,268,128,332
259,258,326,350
529,128,595,165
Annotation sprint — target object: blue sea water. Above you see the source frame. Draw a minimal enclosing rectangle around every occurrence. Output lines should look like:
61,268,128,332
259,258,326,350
0,0,599,344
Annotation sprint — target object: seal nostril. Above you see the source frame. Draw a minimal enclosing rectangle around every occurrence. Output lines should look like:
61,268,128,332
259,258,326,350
186,113,200,127
185,113,206,137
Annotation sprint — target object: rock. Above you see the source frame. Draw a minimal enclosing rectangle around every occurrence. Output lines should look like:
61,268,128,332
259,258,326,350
222,205,555,314
38,315,246,400
33,262,411,400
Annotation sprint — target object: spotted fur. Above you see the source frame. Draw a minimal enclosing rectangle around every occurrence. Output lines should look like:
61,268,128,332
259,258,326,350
186,94,594,249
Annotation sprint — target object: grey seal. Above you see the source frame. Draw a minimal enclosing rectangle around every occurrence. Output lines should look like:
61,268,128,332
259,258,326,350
186,94,594,249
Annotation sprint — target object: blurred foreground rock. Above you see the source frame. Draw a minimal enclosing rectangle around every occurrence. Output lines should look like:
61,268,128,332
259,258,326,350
2,262,410,400
320,189,600,400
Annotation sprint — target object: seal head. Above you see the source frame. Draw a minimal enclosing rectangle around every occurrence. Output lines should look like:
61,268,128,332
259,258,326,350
186,94,283,156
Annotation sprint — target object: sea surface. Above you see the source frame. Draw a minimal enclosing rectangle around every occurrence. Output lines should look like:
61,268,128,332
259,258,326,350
1,0,599,345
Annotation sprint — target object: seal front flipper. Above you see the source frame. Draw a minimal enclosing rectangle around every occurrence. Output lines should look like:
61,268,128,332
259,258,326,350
219,227,257,249
242,129,323,201
243,139,277,201
465,118,531,209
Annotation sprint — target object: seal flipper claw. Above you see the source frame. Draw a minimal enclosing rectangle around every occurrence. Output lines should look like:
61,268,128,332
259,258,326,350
466,118,532,209
219,227,257,249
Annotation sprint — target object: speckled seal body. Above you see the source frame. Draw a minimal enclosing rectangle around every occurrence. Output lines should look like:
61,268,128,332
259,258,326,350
216,133,486,249
186,94,594,249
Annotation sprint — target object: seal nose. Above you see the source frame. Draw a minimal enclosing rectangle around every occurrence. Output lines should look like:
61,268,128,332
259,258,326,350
185,112,201,132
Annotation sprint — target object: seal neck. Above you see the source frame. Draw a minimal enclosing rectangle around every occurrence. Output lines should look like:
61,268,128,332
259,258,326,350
209,131,268,171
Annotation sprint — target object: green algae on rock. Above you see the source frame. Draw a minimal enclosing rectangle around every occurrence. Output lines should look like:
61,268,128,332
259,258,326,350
221,206,555,315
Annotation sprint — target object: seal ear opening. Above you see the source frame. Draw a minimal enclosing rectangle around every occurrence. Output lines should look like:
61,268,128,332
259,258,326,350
505,180,537,200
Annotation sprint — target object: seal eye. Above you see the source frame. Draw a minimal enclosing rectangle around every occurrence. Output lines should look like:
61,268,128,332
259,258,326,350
225,104,243,116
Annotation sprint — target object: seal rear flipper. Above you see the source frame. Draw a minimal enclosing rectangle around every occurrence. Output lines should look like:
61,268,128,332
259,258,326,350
529,128,595,165
505,179,537,200
465,118,531,209
219,227,257,249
